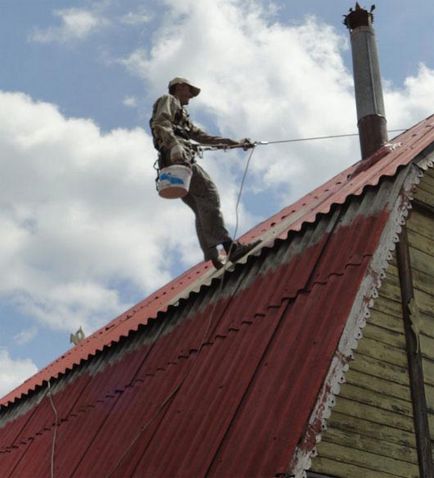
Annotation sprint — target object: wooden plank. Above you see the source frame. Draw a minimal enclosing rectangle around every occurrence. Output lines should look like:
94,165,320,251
428,414,434,440
357,336,408,368
418,171,434,189
408,228,434,258
414,171,434,191
368,308,406,335
407,209,433,241
420,321,434,343
378,281,403,303
419,316,434,340
345,369,412,402
422,358,434,387
412,268,434,297
384,263,400,280
414,187,434,207
315,441,419,477
327,411,416,448
421,336,434,360
307,471,338,478
383,264,401,284
413,198,434,216
338,383,413,417
363,322,406,349
423,167,434,180
427,390,434,439
414,288,434,319
311,456,411,478
351,353,410,386
320,427,418,464
425,383,434,409
410,249,434,277
333,396,415,433
371,295,405,319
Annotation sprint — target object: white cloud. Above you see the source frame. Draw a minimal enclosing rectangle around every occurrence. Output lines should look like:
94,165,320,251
0,91,211,333
0,88,252,335
123,96,138,108
0,349,38,398
385,63,434,130
30,8,108,44
14,327,38,346
5,0,434,341
121,0,358,202
121,9,152,26
122,0,434,205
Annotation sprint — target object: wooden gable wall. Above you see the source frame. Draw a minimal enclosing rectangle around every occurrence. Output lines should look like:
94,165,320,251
408,168,434,460
310,166,434,478
310,248,419,478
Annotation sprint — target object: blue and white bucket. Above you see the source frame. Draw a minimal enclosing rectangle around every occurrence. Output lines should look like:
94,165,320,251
157,164,192,199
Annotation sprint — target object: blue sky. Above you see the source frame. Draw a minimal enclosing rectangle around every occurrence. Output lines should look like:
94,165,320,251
1,0,434,398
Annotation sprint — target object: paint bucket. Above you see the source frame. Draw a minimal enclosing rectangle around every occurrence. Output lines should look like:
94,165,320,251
157,164,192,199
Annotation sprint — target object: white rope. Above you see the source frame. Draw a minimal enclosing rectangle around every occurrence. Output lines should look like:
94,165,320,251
200,144,256,342
107,145,256,476
233,146,255,240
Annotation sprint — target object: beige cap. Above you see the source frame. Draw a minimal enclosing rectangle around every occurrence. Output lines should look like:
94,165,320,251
168,77,201,97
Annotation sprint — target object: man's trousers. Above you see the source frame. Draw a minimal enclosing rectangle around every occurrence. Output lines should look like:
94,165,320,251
181,163,231,261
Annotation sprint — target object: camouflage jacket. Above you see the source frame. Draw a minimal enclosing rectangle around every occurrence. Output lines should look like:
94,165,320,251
149,94,237,155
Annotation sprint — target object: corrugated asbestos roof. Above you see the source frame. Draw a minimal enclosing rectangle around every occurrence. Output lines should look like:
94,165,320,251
0,116,433,477
2,115,434,409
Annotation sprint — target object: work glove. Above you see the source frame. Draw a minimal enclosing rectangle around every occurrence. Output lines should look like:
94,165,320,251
239,138,255,150
169,144,185,163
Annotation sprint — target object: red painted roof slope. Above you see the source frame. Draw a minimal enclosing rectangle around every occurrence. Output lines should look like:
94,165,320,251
2,114,434,409
0,181,399,477
0,115,432,477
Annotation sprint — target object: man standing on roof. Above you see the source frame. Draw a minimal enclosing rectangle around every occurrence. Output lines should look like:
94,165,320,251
150,77,259,269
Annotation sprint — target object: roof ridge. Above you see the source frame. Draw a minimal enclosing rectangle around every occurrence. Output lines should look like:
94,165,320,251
2,115,434,409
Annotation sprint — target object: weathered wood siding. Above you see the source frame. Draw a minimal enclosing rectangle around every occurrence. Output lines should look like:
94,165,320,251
407,167,434,459
310,253,419,477
310,167,434,477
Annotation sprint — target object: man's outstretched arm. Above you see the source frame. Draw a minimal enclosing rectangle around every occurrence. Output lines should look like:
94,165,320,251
189,123,253,150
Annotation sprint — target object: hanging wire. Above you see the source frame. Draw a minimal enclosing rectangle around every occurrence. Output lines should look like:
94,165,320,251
200,144,256,343
231,145,256,242
107,145,256,477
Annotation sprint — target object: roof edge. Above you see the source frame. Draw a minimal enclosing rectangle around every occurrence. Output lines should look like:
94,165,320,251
2,116,434,409
288,157,432,476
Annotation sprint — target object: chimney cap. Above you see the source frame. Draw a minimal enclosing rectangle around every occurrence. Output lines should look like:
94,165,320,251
344,3,375,30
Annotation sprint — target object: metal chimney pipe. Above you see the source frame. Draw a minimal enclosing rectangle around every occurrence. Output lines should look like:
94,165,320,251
344,3,388,159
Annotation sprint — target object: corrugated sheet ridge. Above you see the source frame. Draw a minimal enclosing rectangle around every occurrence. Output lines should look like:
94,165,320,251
1,162,429,477
1,116,434,408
